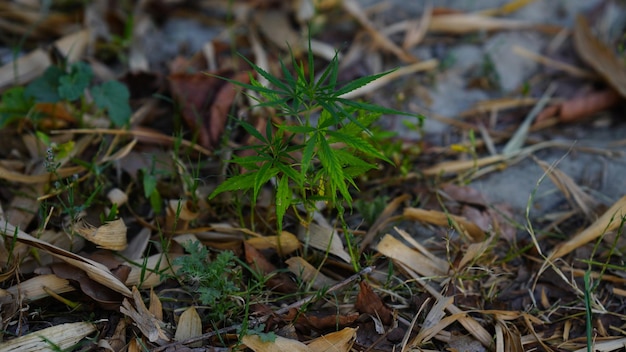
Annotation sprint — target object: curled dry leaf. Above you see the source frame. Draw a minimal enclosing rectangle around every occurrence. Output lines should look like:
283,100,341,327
49,262,123,308
75,219,128,251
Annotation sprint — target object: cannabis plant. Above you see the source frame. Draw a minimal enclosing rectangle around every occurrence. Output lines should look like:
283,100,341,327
210,46,421,232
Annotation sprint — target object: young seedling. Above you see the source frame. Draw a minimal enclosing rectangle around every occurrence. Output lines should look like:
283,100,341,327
209,44,422,234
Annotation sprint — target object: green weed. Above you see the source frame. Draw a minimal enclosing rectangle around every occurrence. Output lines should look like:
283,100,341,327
173,240,242,323
0,61,131,128
209,43,421,234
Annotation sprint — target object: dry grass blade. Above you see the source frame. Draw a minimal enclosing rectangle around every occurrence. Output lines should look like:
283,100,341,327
342,0,417,63
0,322,95,352
573,337,626,352
412,296,454,345
547,195,626,261
403,207,486,242
533,157,599,220
400,265,493,347
428,13,531,34
574,15,626,98
512,45,597,79
502,83,556,155
402,4,432,50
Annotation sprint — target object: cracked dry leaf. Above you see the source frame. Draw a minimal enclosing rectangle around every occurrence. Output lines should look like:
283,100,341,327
120,287,170,345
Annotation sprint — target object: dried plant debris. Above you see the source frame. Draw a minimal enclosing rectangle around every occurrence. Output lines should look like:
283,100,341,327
0,1,625,351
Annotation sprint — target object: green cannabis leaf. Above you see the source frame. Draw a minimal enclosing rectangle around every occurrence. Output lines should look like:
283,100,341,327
209,40,422,235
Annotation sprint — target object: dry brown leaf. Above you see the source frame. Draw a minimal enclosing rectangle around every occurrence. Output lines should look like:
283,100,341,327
307,327,357,352
106,319,128,352
168,70,249,149
547,195,626,261
246,231,300,255
175,306,202,348
0,322,95,352
244,242,299,294
375,233,448,279
574,15,626,98
149,288,164,321
120,286,170,345
254,9,303,53
75,219,128,251
533,157,599,220
535,90,622,124
49,262,123,308
243,334,311,352
402,4,432,50
480,0,538,16
298,222,351,262
1,220,132,297
285,256,337,289
125,253,176,289
355,281,394,325
412,296,454,345
284,308,359,332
